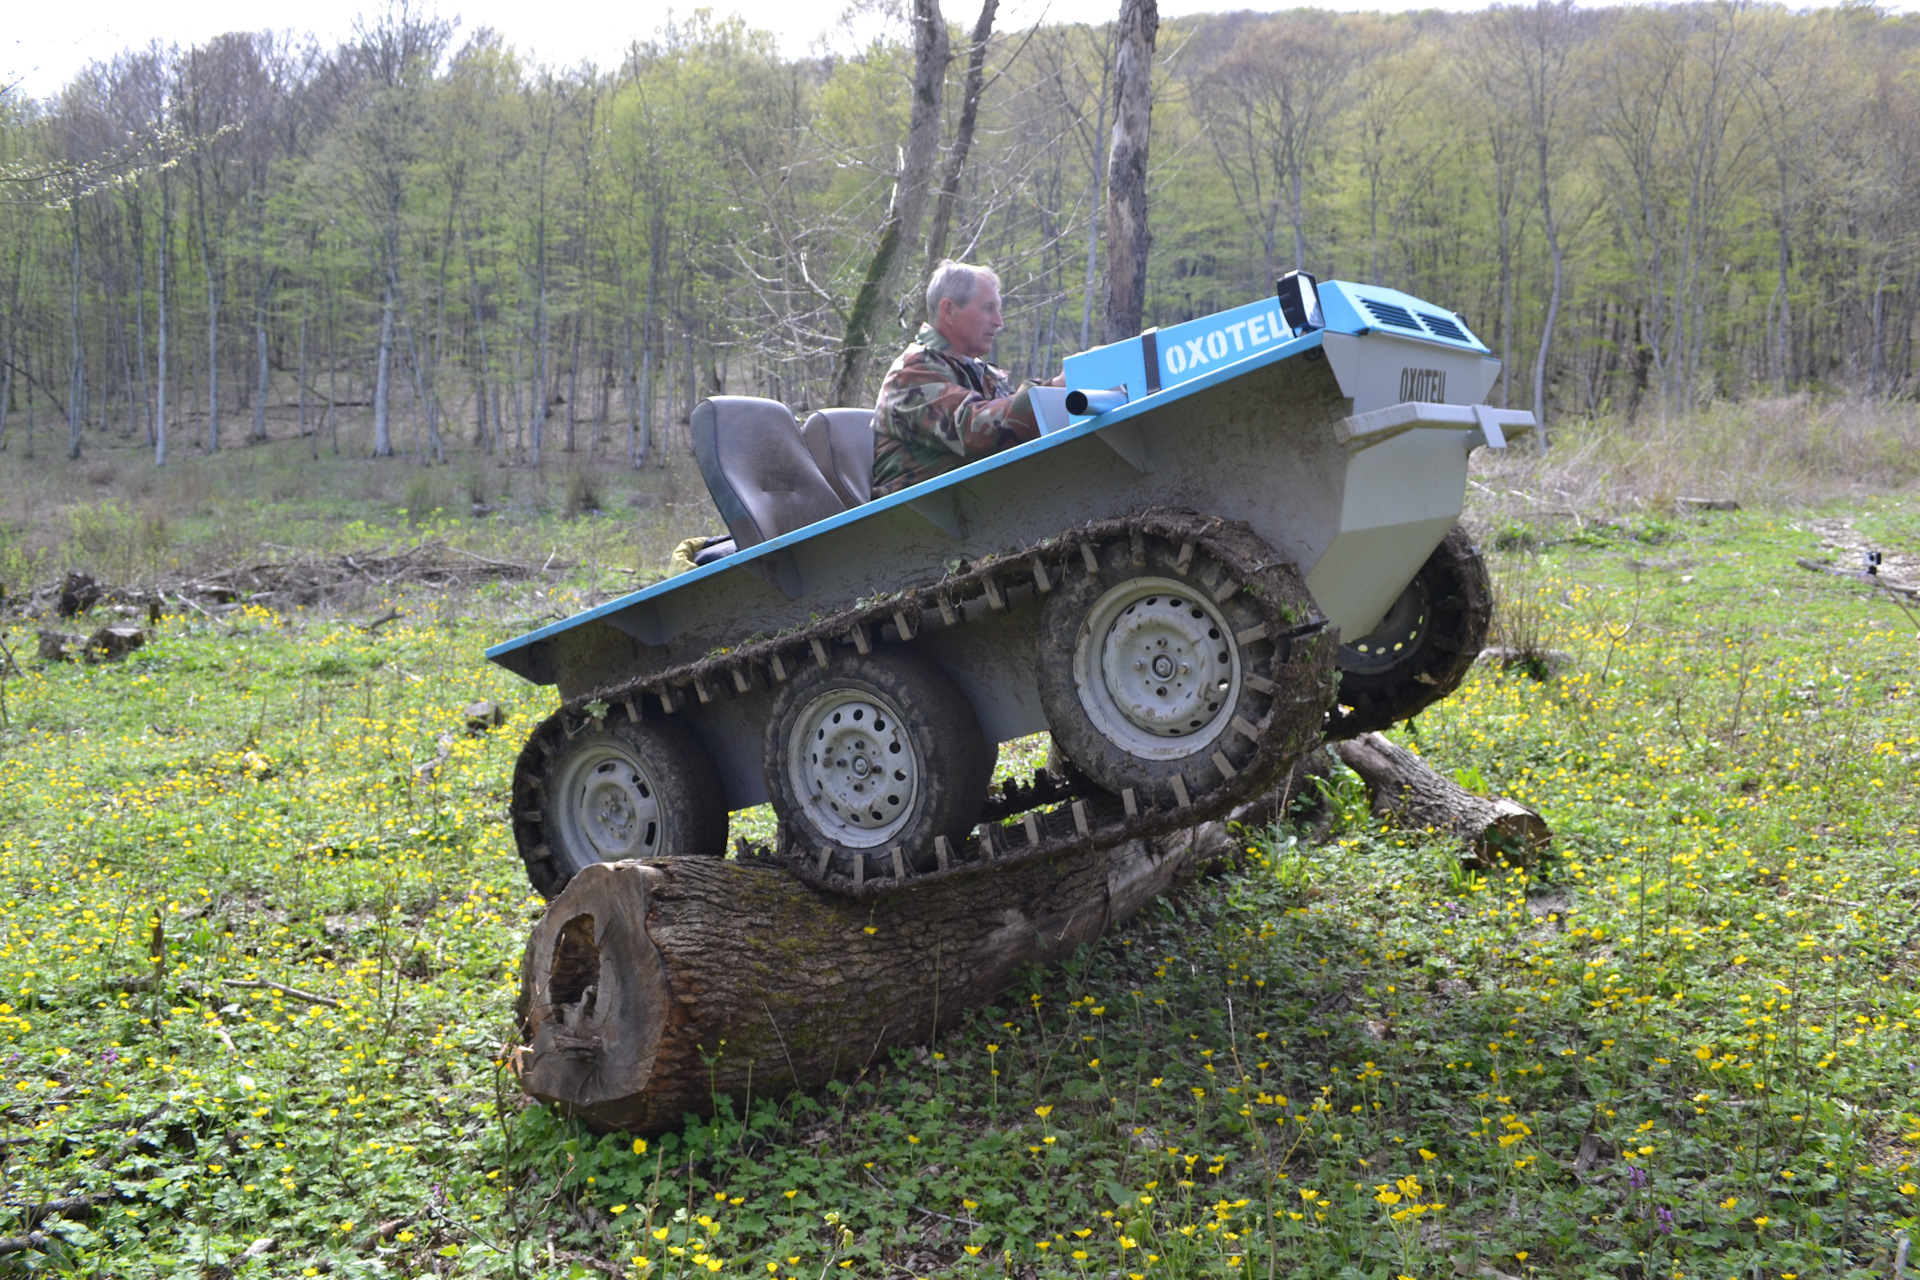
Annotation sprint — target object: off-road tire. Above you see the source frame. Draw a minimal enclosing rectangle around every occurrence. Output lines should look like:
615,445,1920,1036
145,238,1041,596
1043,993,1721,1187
1036,533,1284,809
765,647,992,883
1325,525,1491,739
514,713,729,899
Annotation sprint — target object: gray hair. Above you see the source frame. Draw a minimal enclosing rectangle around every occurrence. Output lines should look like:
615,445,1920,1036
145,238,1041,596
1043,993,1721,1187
926,260,999,316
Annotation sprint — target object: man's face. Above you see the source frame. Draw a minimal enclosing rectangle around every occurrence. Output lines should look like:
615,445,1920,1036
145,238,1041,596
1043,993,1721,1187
935,281,1002,359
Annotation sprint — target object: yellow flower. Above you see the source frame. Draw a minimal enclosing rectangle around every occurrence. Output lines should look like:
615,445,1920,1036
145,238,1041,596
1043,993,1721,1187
1515,1251,1529,1262
964,1245,983,1257
1034,1105,1053,1119
1753,1216,1770,1228
632,1138,647,1155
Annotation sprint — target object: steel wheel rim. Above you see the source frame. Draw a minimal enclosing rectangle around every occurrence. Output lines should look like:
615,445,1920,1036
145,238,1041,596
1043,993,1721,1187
552,740,665,868
1338,576,1430,675
1073,576,1241,760
787,687,920,848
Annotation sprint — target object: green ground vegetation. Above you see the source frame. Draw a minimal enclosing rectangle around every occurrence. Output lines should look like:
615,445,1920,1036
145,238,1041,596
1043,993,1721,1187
0,478,1917,1277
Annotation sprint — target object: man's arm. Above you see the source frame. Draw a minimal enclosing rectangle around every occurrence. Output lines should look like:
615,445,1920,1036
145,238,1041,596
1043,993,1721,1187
877,358,1039,462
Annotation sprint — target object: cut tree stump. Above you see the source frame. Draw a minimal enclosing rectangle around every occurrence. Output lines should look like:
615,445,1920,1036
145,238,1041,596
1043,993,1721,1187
514,815,1246,1134
1332,731,1550,865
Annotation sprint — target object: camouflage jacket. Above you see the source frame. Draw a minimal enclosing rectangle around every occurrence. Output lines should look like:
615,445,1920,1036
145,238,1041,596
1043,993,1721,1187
871,324,1039,497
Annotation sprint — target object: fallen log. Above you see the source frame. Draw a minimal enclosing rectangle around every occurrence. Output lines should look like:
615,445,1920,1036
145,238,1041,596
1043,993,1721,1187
514,815,1244,1135
1332,731,1550,865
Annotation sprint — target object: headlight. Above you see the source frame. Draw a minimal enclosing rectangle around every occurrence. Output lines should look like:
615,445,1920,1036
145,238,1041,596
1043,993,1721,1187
1275,270,1323,336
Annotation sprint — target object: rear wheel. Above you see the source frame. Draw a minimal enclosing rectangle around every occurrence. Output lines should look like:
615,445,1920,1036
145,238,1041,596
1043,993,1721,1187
765,648,991,882
514,714,728,899
1325,525,1491,739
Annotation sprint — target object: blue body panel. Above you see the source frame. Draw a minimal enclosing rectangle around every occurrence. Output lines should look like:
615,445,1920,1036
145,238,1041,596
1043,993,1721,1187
486,281,1485,670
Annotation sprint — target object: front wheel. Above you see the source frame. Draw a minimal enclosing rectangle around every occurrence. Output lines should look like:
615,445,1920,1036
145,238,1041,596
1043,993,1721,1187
1035,532,1283,809
1325,525,1492,739
764,648,992,883
513,713,729,899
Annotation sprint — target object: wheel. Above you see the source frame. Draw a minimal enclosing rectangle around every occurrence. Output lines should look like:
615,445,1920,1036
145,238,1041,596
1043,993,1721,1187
1325,524,1492,739
513,713,729,899
1036,533,1280,808
764,647,991,882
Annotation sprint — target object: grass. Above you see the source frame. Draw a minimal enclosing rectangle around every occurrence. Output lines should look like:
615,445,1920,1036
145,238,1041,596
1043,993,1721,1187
0,410,1917,1276
0,415,716,599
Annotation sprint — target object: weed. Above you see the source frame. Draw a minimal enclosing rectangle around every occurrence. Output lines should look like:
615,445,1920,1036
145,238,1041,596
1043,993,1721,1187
565,469,602,517
404,473,439,527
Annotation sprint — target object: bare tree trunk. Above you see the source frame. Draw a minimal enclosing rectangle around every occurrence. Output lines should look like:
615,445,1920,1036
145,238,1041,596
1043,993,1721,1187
1102,0,1158,345
156,173,169,467
1079,42,1112,351
68,200,84,459
299,306,312,457
516,814,1248,1134
325,270,339,455
830,0,948,408
253,293,270,443
191,147,221,454
373,278,396,457
1532,142,1563,440
917,0,1001,325
464,229,493,453
128,188,153,446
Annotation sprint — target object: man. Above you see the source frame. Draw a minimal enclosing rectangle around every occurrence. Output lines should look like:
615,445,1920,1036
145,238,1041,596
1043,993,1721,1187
871,261,1060,498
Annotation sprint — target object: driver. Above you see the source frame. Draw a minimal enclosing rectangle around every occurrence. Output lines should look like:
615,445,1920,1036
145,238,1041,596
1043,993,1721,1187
871,261,1058,497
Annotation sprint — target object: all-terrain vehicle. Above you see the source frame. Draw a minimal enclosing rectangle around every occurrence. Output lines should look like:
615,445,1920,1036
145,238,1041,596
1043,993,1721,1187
487,274,1534,899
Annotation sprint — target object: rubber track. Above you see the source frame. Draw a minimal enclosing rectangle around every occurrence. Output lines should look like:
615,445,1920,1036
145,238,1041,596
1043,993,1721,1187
525,510,1341,899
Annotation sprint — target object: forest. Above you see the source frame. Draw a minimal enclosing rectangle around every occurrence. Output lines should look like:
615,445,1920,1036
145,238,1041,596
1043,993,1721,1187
0,0,1918,473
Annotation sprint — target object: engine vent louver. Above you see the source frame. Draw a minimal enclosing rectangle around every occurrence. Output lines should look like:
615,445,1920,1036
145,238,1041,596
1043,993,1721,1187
1418,312,1470,342
1361,299,1422,332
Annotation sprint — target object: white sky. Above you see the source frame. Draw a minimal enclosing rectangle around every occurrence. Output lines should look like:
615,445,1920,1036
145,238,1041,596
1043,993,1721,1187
6,0,1908,102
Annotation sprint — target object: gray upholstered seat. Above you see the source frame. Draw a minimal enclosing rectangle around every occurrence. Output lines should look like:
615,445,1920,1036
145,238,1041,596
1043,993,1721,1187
801,408,877,508
691,397,848,551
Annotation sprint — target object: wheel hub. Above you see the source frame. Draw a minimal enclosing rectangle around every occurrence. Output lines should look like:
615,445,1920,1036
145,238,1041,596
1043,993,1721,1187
555,744,664,865
1074,576,1242,759
1339,575,1430,675
789,690,920,847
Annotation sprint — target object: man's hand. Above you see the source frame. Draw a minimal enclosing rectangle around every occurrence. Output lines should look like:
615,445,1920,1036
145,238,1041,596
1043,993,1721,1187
1045,372,1066,388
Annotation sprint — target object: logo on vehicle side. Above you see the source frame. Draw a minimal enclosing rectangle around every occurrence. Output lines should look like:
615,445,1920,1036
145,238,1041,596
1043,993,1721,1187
1399,368,1446,402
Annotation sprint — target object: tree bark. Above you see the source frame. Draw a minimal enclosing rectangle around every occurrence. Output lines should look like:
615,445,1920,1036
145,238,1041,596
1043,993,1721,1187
516,813,1245,1135
1102,0,1158,345
830,0,947,408
1331,731,1550,865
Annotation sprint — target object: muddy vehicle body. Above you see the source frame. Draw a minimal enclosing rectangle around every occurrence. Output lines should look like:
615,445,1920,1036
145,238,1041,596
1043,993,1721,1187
488,276,1534,898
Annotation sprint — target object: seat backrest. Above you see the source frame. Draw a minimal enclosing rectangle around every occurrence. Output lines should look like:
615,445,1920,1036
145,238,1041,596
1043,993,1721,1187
691,397,847,550
801,408,877,508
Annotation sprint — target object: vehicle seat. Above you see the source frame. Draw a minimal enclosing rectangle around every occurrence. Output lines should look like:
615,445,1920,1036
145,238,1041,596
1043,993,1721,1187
801,408,877,508
691,396,848,551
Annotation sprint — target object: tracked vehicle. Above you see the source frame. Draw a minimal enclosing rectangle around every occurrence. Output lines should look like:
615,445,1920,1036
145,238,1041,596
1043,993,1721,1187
487,275,1534,899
